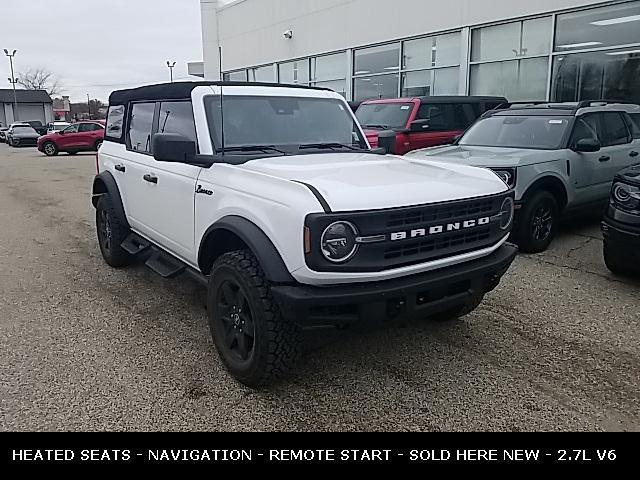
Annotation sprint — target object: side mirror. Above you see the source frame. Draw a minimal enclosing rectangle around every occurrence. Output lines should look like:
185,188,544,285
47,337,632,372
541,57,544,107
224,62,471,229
573,138,601,153
152,133,197,163
409,119,431,132
377,130,397,155
59,130,65,135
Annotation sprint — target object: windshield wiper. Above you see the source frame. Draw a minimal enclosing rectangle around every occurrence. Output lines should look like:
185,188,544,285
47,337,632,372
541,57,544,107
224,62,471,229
362,124,389,130
298,142,363,152
221,145,289,155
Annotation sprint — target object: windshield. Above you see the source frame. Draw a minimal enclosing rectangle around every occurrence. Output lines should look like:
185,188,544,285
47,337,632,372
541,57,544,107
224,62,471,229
355,102,413,130
460,115,571,150
205,95,367,153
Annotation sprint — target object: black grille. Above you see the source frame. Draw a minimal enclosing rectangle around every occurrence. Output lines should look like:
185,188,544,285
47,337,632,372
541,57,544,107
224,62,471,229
386,198,495,228
305,191,513,273
385,227,492,260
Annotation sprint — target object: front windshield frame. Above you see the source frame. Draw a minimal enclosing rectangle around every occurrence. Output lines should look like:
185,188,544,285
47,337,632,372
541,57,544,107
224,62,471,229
459,114,573,150
355,102,414,130
204,94,368,156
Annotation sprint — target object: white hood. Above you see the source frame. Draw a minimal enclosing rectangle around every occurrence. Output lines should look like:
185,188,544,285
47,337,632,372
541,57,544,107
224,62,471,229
406,145,561,168
240,153,507,212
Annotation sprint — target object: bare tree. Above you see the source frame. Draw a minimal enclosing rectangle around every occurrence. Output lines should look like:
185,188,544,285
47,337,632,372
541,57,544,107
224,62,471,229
16,68,63,97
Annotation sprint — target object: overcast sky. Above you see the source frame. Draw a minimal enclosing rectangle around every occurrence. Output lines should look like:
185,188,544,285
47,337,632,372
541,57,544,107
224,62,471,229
1,0,215,103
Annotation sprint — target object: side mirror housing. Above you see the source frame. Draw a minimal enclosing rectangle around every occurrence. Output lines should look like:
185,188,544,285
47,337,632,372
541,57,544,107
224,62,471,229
573,138,601,153
409,119,431,132
152,133,197,163
377,130,398,155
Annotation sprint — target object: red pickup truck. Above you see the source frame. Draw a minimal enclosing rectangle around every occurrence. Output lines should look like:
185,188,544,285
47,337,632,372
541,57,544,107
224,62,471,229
356,96,506,155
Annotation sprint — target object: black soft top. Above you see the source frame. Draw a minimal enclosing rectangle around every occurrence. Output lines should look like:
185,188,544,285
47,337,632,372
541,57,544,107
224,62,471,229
108,81,331,105
417,95,506,105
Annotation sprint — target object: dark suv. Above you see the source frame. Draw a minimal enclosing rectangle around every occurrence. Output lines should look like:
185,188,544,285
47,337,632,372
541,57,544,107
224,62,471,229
355,96,506,155
602,164,640,274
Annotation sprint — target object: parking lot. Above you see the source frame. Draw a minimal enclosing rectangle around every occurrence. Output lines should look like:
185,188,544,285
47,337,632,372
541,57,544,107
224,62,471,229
0,142,638,432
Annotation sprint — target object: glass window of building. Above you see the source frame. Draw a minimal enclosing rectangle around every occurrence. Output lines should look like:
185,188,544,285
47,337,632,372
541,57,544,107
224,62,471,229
310,53,347,97
278,59,310,85
555,2,640,52
401,67,459,97
552,2,640,104
354,43,401,75
354,74,400,102
470,17,551,100
248,65,275,82
470,57,548,101
471,17,551,62
224,70,248,82
551,48,640,103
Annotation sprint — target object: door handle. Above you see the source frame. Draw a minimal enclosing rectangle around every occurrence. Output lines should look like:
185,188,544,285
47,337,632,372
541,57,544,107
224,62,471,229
114,164,126,173
630,151,639,158
599,156,611,162
143,174,158,184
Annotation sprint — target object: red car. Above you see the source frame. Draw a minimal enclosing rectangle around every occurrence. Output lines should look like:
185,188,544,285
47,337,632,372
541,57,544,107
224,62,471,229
355,96,507,155
38,121,105,156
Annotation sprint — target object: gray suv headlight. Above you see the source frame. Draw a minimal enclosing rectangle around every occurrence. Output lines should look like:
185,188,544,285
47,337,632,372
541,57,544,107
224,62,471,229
321,221,359,263
490,168,517,189
612,182,640,211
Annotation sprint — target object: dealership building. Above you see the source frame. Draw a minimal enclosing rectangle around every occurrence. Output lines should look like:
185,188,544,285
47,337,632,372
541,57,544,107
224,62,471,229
199,0,640,104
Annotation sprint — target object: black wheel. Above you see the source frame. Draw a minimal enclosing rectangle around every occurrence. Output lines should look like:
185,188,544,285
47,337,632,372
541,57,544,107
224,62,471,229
514,191,559,253
604,239,631,275
67,150,78,155
207,250,300,387
95,195,134,268
43,141,58,156
428,292,485,322
95,140,103,151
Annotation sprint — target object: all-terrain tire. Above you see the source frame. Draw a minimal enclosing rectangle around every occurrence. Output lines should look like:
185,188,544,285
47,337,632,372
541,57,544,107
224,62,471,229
207,250,300,387
96,195,134,268
514,190,559,253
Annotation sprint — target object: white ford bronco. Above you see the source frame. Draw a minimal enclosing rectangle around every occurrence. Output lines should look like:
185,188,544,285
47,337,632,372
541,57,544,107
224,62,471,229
92,82,517,386
406,101,640,253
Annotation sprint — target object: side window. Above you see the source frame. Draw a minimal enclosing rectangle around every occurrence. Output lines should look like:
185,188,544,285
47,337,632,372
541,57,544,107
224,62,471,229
92,123,104,131
106,105,125,140
78,123,94,133
602,112,630,146
452,104,477,130
63,124,79,134
629,113,640,139
417,104,451,131
571,114,601,146
157,101,197,143
127,102,156,154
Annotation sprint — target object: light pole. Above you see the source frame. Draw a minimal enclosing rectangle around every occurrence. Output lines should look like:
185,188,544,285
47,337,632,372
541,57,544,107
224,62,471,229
167,61,176,83
4,49,18,121
87,93,91,119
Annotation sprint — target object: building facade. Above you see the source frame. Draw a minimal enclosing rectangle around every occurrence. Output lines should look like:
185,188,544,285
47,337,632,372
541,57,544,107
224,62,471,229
200,0,640,104
0,89,53,127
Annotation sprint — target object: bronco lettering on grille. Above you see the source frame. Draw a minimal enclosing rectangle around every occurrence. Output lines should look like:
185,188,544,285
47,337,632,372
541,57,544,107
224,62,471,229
390,217,491,241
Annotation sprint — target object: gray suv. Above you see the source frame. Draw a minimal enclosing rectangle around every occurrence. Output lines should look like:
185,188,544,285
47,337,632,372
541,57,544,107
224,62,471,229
406,101,640,252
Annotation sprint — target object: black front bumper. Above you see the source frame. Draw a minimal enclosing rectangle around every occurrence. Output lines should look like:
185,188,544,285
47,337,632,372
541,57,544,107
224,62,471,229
272,243,518,327
602,217,640,267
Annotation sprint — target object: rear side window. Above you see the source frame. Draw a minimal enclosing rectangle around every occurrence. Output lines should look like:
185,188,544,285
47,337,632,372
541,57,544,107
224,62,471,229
127,102,156,154
417,104,451,131
602,112,630,146
452,103,477,130
79,123,102,132
628,113,640,139
105,105,125,141
157,101,197,143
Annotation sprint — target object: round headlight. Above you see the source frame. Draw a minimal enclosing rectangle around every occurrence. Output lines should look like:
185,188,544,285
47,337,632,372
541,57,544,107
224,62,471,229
321,221,359,263
496,170,513,186
613,183,640,210
499,197,515,230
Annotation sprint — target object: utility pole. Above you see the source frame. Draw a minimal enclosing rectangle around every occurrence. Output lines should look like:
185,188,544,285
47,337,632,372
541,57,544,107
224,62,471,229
87,93,91,119
4,49,19,121
167,61,176,83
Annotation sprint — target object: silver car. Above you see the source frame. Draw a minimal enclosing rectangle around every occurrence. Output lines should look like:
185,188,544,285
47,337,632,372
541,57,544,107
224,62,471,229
406,101,640,252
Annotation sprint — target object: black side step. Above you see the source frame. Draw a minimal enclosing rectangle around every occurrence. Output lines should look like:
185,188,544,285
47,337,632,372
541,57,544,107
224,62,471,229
145,250,186,279
121,233,151,256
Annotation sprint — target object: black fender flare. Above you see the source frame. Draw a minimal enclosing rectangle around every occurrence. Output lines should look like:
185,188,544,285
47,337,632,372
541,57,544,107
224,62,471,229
198,216,295,284
91,171,129,228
